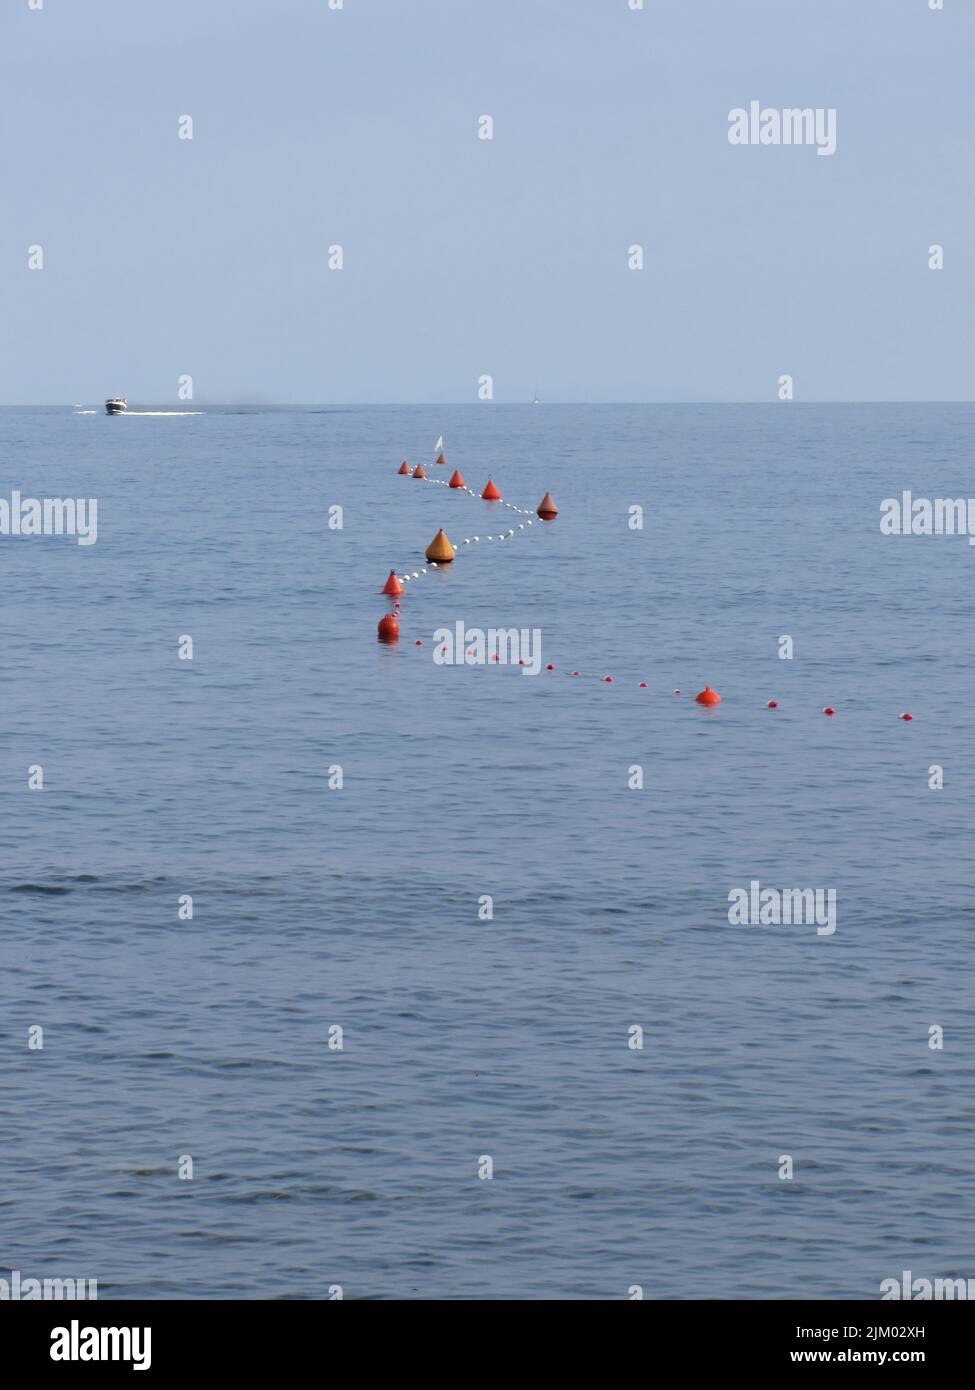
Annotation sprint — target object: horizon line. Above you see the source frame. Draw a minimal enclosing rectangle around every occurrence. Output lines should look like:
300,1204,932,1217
5,399,975,409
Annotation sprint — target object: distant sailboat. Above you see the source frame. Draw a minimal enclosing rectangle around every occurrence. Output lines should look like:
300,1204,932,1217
531,390,541,405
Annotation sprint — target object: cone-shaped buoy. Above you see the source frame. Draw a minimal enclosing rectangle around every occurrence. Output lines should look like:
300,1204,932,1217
425,529,455,563
537,492,558,520
436,452,447,466
695,685,721,706
482,478,501,500
382,570,403,596
398,461,410,475
413,463,427,479
448,469,466,489
377,613,399,643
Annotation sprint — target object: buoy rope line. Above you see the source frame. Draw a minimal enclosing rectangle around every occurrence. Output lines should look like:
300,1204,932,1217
379,465,916,720
395,475,543,584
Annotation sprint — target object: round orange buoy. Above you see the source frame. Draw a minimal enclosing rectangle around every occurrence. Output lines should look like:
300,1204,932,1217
415,639,422,645
448,469,466,489
604,676,613,683
436,452,448,467
900,712,913,721
823,706,836,717
377,613,399,643
572,671,581,677
537,492,558,520
382,570,403,596
398,461,410,475
482,478,501,500
546,663,555,670
639,682,648,688
767,699,778,709
695,685,721,706
413,463,427,479
425,528,455,562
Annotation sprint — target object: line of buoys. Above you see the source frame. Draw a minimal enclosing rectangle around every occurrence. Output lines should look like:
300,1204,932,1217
425,528,456,563
537,492,558,520
695,686,721,706
448,469,466,489
382,569,404,596
398,461,410,475
377,613,399,643
412,463,427,479
481,478,502,500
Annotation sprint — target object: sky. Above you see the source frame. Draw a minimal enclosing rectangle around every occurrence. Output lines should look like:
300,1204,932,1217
1,0,971,403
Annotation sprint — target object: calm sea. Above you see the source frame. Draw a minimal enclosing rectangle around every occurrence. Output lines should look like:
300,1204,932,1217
2,403,973,1299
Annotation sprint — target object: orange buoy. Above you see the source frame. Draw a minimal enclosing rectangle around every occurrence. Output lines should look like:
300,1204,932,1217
695,685,721,706
377,613,399,643
900,712,913,721
413,463,427,479
639,682,648,688
436,452,447,466
537,492,558,520
425,529,455,563
448,469,466,489
398,461,410,475
546,663,555,670
382,570,403,596
767,699,778,709
482,478,501,500
823,706,836,717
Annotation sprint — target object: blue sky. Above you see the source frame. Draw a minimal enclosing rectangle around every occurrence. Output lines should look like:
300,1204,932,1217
2,0,971,402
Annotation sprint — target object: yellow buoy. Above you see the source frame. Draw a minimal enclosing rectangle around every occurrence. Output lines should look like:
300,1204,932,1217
425,528,455,563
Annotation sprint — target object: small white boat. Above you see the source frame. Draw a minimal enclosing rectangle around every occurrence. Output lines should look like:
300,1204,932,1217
105,398,127,415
